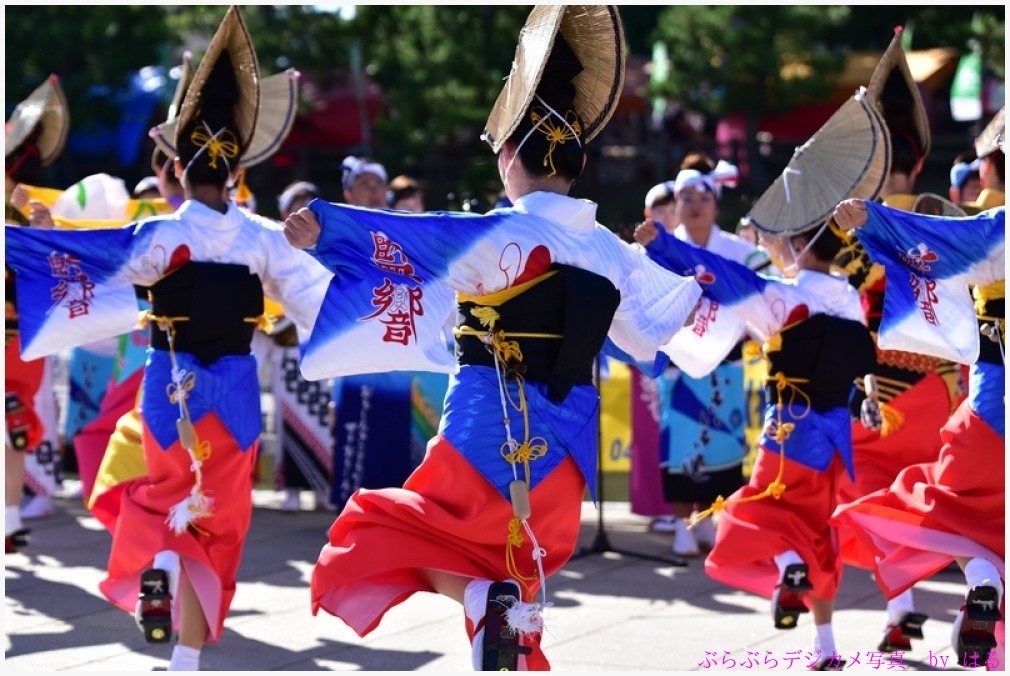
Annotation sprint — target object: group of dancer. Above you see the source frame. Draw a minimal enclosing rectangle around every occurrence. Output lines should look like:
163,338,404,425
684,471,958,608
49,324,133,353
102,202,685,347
5,4,1004,672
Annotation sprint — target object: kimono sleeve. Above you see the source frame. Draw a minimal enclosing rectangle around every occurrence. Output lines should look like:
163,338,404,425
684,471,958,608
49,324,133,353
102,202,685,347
298,201,492,380
257,224,333,346
645,228,824,374
605,235,702,364
4,224,140,360
855,202,1004,363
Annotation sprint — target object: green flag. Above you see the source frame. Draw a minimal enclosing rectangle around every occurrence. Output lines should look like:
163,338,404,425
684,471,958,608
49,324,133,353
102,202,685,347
901,20,914,51
951,50,982,122
651,40,670,125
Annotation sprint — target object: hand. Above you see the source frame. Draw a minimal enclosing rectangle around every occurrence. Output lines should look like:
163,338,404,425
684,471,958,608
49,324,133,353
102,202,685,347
634,219,659,246
27,201,55,230
10,184,29,210
284,207,321,249
832,199,867,231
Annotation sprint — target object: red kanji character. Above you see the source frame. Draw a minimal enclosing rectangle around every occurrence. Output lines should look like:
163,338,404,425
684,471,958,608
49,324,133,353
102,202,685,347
740,651,761,669
782,650,802,668
370,231,422,282
721,651,736,669
50,277,95,318
47,252,83,277
886,651,907,670
698,651,718,669
380,311,414,345
763,651,779,669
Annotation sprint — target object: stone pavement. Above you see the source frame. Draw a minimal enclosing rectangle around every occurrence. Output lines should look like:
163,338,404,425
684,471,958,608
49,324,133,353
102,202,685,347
5,489,975,672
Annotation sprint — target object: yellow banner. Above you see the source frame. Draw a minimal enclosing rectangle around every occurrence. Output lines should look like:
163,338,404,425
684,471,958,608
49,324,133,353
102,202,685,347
741,340,768,478
599,360,632,472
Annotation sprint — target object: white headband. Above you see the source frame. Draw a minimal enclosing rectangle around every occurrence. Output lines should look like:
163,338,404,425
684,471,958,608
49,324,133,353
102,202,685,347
341,156,388,190
644,181,676,209
672,159,739,199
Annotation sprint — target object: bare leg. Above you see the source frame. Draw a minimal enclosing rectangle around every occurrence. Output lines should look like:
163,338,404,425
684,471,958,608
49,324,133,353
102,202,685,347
811,596,833,626
955,556,971,571
671,501,693,519
420,568,471,604
6,445,25,509
177,577,209,650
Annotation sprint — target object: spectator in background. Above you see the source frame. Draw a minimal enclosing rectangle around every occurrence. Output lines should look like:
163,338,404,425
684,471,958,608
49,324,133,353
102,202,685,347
387,175,425,212
639,152,765,558
278,181,321,220
133,176,162,201
643,178,677,233
262,179,333,513
341,156,388,209
948,151,982,206
971,107,1004,208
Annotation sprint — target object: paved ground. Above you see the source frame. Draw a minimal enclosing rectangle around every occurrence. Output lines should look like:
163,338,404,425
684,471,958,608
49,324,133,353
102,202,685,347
5,489,976,672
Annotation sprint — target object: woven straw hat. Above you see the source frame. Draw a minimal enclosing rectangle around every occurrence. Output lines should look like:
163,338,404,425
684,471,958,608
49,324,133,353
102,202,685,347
5,74,70,167
975,107,1005,158
749,90,890,236
177,5,260,153
152,69,300,169
866,27,931,159
912,193,968,218
482,5,625,153
151,52,195,174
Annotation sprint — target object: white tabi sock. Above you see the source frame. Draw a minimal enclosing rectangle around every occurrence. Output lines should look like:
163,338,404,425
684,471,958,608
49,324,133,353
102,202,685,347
774,550,804,577
168,644,200,671
5,505,23,535
815,622,838,658
152,550,182,599
886,588,915,626
965,558,1005,600
463,579,492,670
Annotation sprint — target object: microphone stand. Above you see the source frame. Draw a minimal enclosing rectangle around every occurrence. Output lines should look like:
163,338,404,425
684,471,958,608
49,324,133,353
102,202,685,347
572,356,687,566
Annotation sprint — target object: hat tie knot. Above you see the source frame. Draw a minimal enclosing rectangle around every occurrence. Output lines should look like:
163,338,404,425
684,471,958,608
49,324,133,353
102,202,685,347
190,124,240,170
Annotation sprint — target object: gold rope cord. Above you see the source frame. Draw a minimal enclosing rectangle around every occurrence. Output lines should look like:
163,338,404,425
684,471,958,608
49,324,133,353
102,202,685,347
690,364,812,526
456,301,559,600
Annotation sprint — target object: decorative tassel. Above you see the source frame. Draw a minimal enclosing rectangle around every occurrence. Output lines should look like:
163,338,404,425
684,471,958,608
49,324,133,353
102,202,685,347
879,403,905,438
234,170,253,204
690,495,726,527
166,487,213,535
504,598,544,638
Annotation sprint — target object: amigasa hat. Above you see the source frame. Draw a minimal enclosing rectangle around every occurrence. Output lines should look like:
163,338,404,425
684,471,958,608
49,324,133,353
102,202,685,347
974,107,1005,158
150,10,299,170
482,5,625,153
748,89,890,236
150,51,195,174
177,5,259,151
866,26,931,160
5,74,70,167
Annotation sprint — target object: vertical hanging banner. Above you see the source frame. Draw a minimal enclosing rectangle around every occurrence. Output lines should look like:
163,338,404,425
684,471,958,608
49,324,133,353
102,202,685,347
740,340,768,479
599,358,632,473
330,371,448,510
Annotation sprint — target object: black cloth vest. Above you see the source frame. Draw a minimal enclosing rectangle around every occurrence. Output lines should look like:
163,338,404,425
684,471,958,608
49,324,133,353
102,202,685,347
765,313,876,414
148,261,263,365
455,263,621,403
977,296,1005,365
